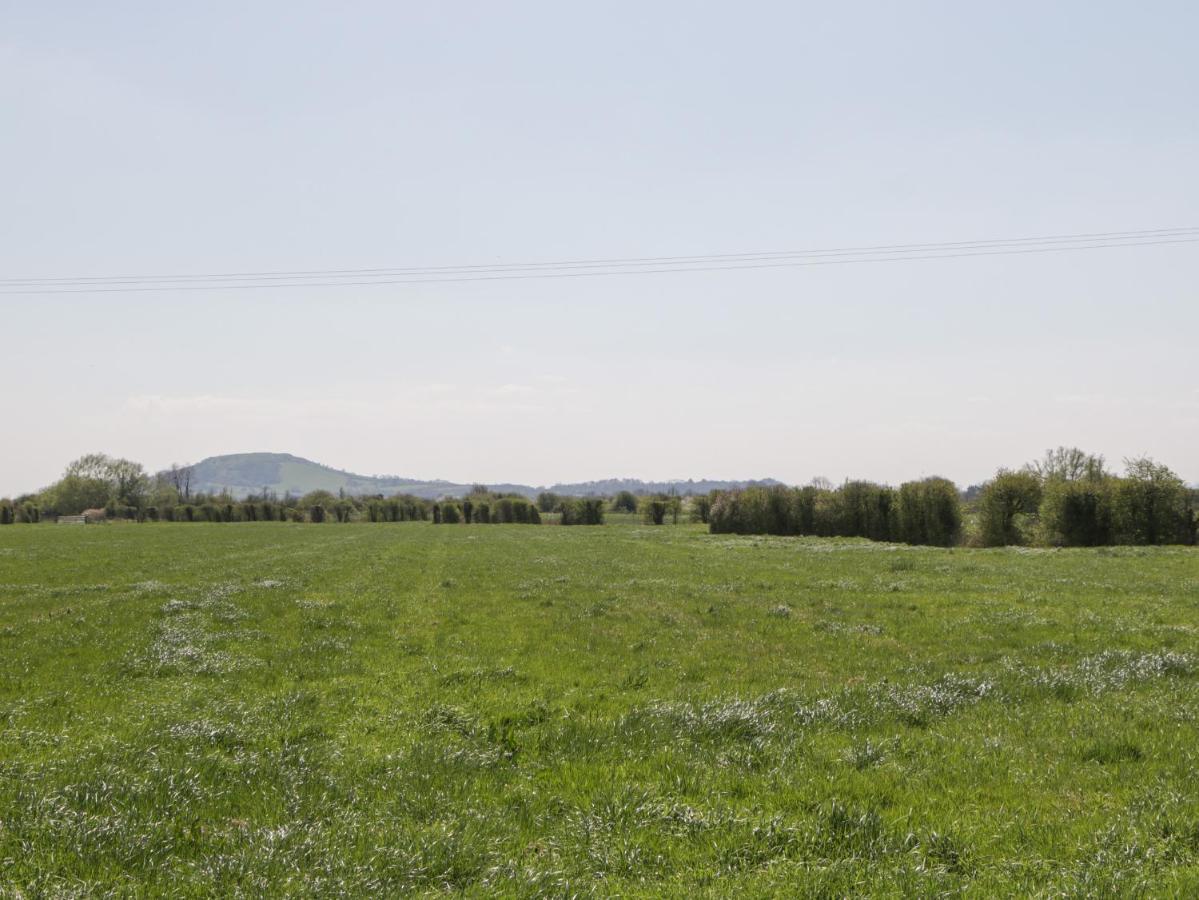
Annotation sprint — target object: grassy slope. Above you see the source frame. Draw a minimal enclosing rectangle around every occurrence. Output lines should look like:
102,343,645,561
1,523,1198,896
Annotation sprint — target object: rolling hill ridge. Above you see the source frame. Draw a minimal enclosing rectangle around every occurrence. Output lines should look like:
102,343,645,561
186,453,780,500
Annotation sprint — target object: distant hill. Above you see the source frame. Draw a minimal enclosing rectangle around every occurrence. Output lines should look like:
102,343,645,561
543,477,783,496
187,453,500,501
186,453,780,500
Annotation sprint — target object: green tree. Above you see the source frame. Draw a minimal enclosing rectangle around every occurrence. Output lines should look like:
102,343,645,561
689,494,713,524
895,477,962,546
644,499,667,525
612,491,638,513
1040,478,1114,546
43,474,111,515
978,470,1042,546
1031,446,1107,483
58,453,149,509
1112,457,1193,545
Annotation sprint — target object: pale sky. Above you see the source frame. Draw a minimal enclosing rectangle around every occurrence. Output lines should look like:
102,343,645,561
2,1,1197,496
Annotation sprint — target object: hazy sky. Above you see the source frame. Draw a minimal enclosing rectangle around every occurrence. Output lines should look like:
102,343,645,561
2,2,1196,495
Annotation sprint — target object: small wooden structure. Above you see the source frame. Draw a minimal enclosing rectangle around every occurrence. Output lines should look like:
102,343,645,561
81,508,107,523
56,515,87,525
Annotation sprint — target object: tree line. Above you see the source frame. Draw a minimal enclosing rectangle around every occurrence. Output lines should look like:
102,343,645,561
973,449,1195,547
707,448,1196,547
0,454,433,525
709,477,961,545
3,447,1194,546
432,491,542,525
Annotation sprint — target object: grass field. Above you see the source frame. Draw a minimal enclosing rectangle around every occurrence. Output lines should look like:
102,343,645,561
2,522,1199,896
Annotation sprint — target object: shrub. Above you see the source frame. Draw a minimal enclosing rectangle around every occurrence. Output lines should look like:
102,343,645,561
1,500,15,525
493,496,537,524
794,486,820,534
978,470,1042,546
895,477,961,547
711,481,953,543
310,504,326,524
612,491,638,513
833,481,895,541
561,498,604,525
1041,478,1113,546
300,490,338,511
644,499,667,525
431,504,442,525
689,494,713,524
385,495,427,522
1112,458,1194,545
442,503,462,524
536,492,562,513
495,498,513,523
476,502,491,524
462,499,473,525
709,487,758,534
488,497,535,524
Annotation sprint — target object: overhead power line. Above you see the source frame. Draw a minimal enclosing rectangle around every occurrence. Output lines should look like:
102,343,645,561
1,226,1195,295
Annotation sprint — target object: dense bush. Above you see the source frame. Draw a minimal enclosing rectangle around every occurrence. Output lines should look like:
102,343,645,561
310,504,326,524
833,481,895,541
710,486,784,535
1111,458,1195,545
1040,478,1113,546
560,498,605,525
710,480,961,547
441,503,462,524
689,494,713,524
41,474,110,516
978,470,1042,547
612,491,638,513
0,500,13,525
988,452,1195,548
536,492,562,513
494,497,537,523
895,477,961,547
712,484,852,539
644,499,667,525
386,496,428,521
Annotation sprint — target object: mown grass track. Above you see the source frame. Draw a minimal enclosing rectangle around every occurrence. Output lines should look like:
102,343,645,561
2,522,1198,896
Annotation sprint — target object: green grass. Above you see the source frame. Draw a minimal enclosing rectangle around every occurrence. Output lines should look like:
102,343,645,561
2,522,1198,896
